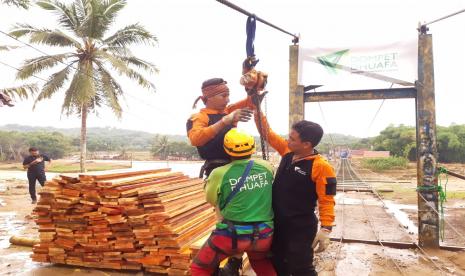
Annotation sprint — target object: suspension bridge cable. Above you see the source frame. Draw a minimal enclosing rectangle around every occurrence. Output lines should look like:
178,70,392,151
310,88,336,149
366,83,393,135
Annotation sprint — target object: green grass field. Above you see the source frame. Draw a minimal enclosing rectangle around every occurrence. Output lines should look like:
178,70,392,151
361,157,409,171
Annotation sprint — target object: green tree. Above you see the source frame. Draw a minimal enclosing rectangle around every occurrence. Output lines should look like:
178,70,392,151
11,0,158,172
151,135,169,160
372,124,415,158
0,131,28,161
167,141,198,160
26,131,71,159
437,126,464,163
371,124,465,163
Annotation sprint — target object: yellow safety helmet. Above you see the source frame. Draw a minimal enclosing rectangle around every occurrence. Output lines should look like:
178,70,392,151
223,128,256,157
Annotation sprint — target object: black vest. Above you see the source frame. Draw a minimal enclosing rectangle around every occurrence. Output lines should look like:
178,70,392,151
186,113,232,160
273,152,318,218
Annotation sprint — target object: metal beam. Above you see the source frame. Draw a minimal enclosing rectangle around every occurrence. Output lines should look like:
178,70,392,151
304,87,417,102
443,168,465,181
216,0,299,44
416,33,440,248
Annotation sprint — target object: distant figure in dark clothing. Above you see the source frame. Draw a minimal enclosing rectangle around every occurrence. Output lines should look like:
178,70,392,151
22,147,51,204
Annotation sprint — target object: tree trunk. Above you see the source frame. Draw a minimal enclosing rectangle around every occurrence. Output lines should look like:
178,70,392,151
80,104,88,173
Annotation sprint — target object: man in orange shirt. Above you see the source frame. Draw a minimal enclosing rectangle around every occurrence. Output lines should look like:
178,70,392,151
187,78,257,275
187,78,254,178
256,115,336,276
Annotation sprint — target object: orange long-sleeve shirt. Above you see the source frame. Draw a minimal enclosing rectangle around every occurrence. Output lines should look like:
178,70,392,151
187,97,254,147
258,115,336,227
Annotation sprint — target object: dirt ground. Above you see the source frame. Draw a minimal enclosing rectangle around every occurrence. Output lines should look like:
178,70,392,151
1,161,465,275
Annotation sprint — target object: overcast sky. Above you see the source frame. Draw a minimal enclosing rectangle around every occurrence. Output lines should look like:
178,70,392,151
0,0,464,138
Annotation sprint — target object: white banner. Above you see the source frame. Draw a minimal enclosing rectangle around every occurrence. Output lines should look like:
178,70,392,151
298,39,418,91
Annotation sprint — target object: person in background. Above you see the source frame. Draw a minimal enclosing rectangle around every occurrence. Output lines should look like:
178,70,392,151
23,147,51,204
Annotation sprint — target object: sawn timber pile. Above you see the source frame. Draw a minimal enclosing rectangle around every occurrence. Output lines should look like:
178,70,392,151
31,168,216,275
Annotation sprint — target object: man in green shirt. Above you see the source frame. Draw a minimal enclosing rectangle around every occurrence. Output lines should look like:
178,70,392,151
190,128,276,276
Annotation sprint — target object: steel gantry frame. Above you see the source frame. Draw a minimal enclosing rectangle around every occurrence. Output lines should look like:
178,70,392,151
216,0,442,248
289,30,440,247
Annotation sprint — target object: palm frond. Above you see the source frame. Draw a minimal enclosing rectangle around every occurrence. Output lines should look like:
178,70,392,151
77,0,97,37
61,79,78,115
17,53,74,80
101,0,126,21
96,50,155,91
75,0,87,24
78,0,126,39
2,0,30,9
102,46,133,56
10,24,82,48
36,0,81,35
61,62,95,115
0,83,38,100
117,55,158,74
103,23,157,47
33,63,75,109
95,62,123,118
74,61,96,104
0,45,19,51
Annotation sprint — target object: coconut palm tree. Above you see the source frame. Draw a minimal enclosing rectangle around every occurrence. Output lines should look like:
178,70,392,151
10,0,158,172
151,135,170,160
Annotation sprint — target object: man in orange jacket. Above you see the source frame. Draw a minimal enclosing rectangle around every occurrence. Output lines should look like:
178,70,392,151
187,78,255,178
256,114,336,276
187,78,257,275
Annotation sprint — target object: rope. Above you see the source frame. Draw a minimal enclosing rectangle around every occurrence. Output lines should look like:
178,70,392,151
252,95,268,160
416,167,448,241
316,100,336,150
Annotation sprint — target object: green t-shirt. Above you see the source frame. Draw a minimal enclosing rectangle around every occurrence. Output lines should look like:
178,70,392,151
205,159,274,226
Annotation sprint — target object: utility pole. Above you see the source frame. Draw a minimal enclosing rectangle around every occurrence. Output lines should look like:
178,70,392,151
289,45,303,132
416,25,440,247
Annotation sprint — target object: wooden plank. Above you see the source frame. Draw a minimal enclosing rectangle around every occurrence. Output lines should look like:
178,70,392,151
78,168,171,181
33,168,215,273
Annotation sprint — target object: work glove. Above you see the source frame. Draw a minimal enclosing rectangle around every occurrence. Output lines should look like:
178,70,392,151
222,109,253,125
312,228,331,253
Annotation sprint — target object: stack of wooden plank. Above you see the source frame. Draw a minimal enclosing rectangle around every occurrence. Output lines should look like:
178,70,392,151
31,168,217,275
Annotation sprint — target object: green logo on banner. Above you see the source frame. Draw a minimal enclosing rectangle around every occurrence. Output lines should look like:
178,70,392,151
317,49,349,74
